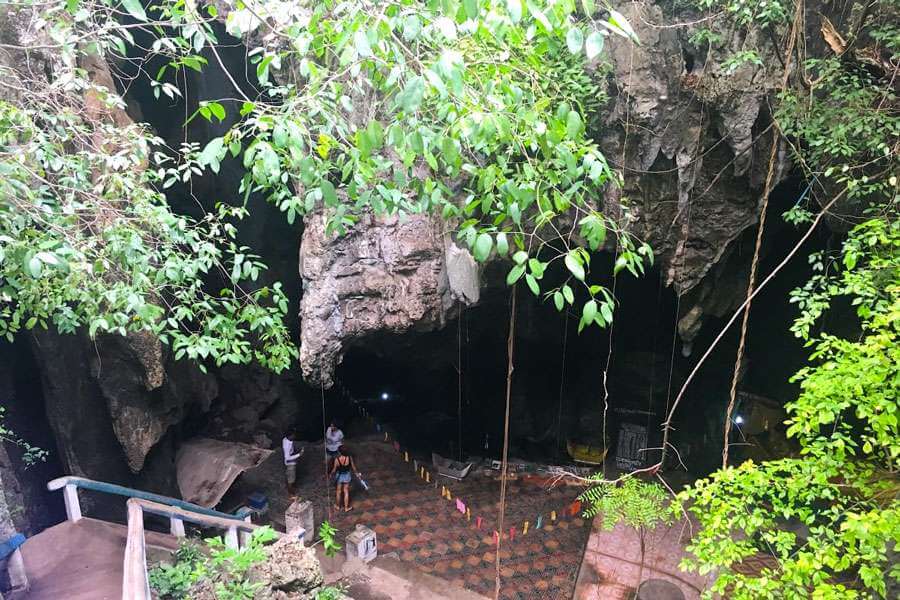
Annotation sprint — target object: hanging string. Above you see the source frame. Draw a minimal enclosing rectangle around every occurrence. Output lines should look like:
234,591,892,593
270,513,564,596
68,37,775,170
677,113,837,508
643,271,664,463
321,378,331,520
494,285,517,600
722,0,802,469
602,38,635,473
659,90,706,470
555,311,569,457
457,308,463,461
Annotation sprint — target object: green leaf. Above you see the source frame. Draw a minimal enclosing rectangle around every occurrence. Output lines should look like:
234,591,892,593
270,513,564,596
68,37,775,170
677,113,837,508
566,111,583,139
26,256,42,278
566,27,584,54
585,32,605,60
600,302,613,323
608,9,639,43
473,233,493,262
402,15,422,41
507,0,522,23
197,137,225,172
273,124,288,148
525,273,540,296
397,77,425,113
529,4,552,31
582,300,598,324
506,264,525,285
562,284,575,305
120,0,147,21
321,180,338,206
353,29,372,57
565,252,585,281
553,291,564,311
464,0,479,19
35,251,60,266
581,0,596,17
496,232,509,256
513,250,528,265
206,102,226,123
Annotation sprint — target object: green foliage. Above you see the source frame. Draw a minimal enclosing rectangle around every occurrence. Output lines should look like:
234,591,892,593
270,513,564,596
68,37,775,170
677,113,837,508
148,0,652,330
777,58,899,205
315,584,347,600
695,0,789,29
678,218,900,598
0,92,297,372
0,406,47,467
149,527,278,600
317,520,342,558
579,477,672,530
149,542,205,599
677,5,899,593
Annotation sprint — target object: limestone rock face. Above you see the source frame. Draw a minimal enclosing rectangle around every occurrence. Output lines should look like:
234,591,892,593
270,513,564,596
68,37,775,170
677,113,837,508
599,0,788,342
299,210,477,386
249,536,325,597
29,329,217,478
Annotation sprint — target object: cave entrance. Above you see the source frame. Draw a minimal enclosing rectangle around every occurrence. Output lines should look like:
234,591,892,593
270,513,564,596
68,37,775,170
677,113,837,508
335,258,681,472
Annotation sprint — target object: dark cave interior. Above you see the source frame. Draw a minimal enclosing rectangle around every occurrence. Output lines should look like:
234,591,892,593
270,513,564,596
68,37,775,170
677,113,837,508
334,178,838,477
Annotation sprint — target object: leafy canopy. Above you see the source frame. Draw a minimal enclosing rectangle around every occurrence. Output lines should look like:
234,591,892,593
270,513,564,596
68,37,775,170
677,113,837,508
159,0,651,332
674,1,899,597
1,0,651,373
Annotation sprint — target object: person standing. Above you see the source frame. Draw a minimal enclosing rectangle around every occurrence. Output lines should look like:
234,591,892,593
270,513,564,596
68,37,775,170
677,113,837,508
329,445,360,512
282,429,304,498
325,420,344,468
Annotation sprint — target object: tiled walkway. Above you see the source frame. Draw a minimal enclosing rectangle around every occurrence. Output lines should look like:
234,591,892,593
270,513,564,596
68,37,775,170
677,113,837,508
231,435,592,600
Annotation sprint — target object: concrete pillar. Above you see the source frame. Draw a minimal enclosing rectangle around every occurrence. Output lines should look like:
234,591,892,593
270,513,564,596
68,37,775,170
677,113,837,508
284,499,314,545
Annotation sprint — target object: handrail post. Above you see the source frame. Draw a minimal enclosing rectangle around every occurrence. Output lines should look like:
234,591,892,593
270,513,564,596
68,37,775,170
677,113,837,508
169,516,185,538
238,512,252,548
224,525,239,550
63,483,82,522
123,500,150,600
6,547,29,592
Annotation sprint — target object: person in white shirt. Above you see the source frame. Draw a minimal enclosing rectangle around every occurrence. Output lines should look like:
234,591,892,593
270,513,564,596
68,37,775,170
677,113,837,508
282,429,304,497
325,420,344,470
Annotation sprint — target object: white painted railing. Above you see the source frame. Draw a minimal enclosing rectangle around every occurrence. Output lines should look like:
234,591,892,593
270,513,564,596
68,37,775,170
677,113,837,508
123,498,275,600
45,476,258,600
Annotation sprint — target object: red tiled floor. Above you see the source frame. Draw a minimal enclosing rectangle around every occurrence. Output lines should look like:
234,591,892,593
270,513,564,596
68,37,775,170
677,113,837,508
232,433,592,600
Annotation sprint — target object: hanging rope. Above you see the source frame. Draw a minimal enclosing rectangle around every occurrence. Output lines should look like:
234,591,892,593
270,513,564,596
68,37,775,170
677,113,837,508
601,38,636,473
658,91,710,470
555,311,569,456
494,285,517,600
457,309,463,461
320,379,331,521
722,0,803,469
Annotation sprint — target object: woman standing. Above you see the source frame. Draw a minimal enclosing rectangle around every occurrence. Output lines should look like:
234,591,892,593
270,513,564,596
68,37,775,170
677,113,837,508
325,420,344,469
329,445,360,512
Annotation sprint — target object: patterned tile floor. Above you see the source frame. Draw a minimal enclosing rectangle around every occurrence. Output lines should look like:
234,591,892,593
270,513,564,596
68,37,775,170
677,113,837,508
231,434,592,600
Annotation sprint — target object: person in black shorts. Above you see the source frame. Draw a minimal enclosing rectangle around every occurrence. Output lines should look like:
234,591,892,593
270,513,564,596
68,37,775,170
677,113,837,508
328,445,360,512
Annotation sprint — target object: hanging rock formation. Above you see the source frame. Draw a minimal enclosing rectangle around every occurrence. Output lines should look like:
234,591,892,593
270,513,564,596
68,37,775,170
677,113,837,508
599,0,788,345
299,210,479,386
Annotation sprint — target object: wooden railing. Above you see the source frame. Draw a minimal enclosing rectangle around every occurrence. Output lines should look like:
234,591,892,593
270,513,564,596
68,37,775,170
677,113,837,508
46,476,268,600
123,498,271,600
47,476,251,537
